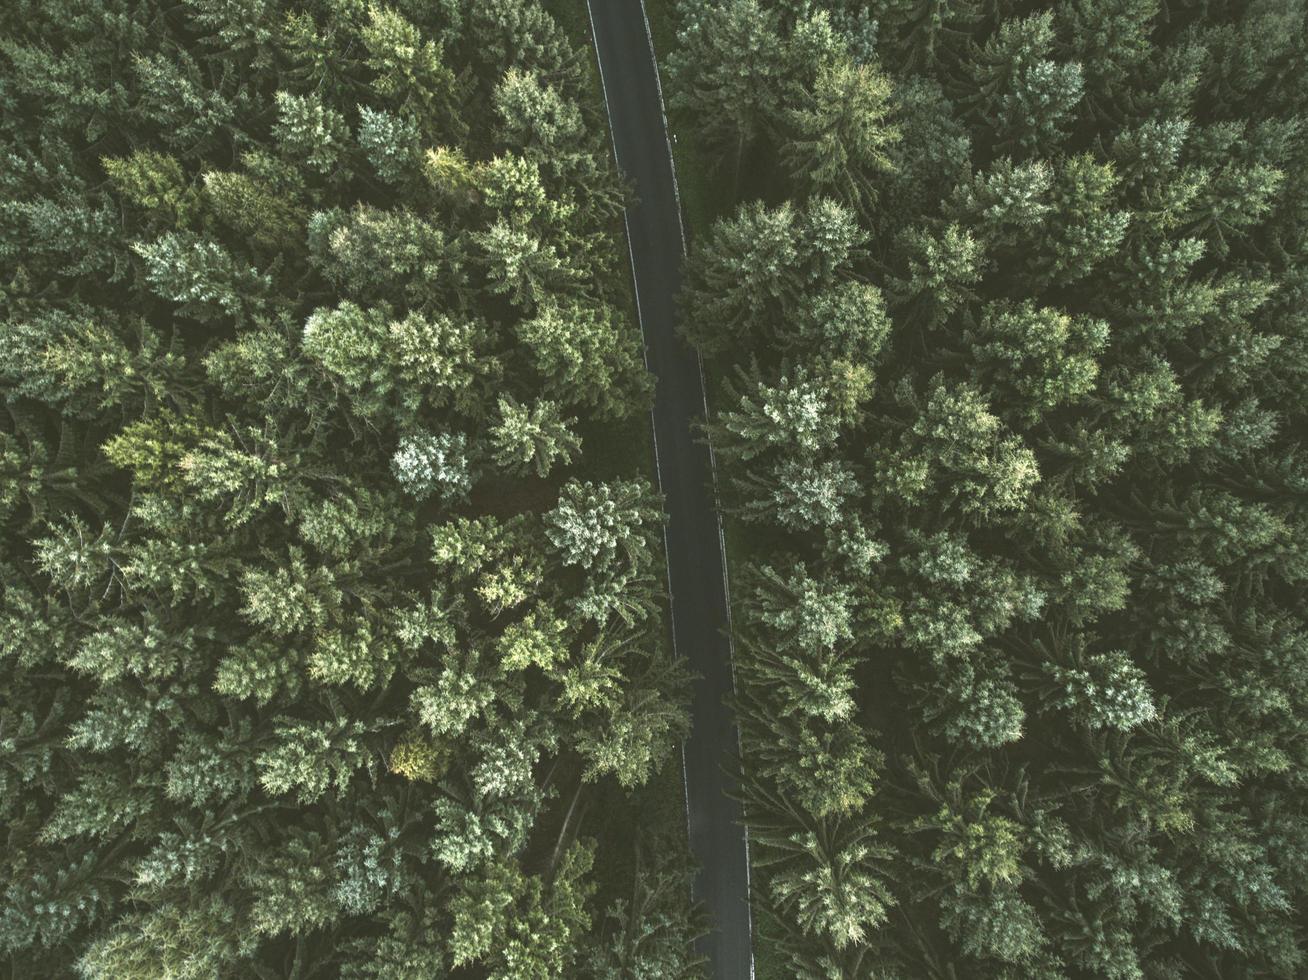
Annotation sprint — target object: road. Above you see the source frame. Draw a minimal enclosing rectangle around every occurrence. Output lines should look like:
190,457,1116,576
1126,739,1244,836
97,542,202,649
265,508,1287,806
584,1,755,976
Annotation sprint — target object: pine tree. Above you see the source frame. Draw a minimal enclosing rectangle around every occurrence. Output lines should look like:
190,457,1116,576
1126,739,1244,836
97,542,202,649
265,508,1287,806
489,395,581,476
545,479,661,572
782,56,900,214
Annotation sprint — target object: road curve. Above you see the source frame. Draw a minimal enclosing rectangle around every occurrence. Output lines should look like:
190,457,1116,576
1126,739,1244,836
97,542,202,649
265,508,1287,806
584,1,755,976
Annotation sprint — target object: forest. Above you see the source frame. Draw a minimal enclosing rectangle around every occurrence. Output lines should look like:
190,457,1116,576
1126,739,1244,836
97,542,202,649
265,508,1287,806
665,0,1308,976
6,0,1308,976
0,0,705,976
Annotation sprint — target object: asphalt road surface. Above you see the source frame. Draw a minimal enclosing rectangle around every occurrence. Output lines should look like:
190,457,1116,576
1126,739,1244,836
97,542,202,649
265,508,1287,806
584,1,755,976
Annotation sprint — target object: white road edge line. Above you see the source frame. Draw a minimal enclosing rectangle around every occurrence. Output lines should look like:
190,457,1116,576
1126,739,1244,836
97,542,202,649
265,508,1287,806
583,2,756,977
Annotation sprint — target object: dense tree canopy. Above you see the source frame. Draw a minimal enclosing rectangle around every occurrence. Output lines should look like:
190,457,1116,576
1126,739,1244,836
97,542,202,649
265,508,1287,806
0,0,702,976
670,0,1308,976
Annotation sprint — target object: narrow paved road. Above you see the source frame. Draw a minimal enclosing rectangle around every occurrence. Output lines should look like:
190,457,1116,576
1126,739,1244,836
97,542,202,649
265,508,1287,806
584,1,755,976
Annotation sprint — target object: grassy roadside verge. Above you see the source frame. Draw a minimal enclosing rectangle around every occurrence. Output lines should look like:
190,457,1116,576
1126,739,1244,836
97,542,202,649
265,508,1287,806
643,0,727,244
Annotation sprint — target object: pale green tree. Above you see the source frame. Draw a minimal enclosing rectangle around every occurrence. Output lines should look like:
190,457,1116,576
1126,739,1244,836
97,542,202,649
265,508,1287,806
488,395,580,477
782,56,900,212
